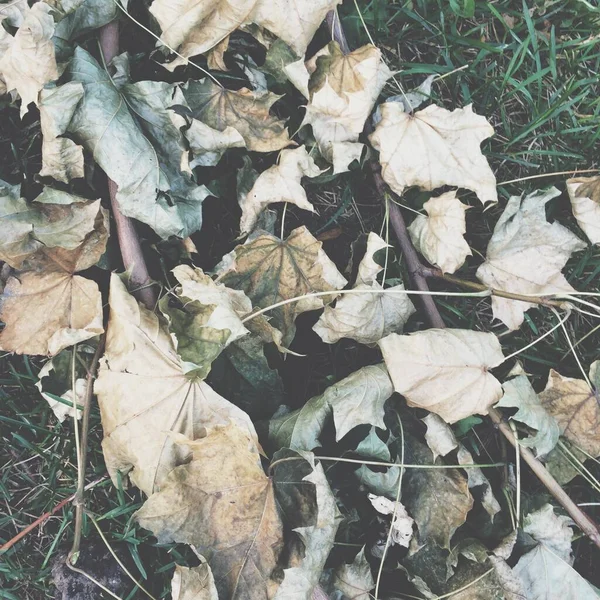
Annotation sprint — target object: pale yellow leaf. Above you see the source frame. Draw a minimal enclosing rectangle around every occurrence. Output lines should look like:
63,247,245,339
303,42,392,173
313,282,415,345
566,176,600,245
136,424,283,600
216,226,347,345
239,146,321,234
0,2,58,116
0,271,103,356
149,0,257,70
356,231,389,286
379,329,505,423
539,366,600,458
171,563,218,600
251,0,342,56
369,103,497,204
95,274,258,496
476,188,585,330
368,494,414,547
185,118,245,168
408,191,472,274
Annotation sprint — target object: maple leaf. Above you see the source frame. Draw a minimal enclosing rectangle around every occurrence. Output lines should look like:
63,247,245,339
402,434,473,549
524,504,574,564
369,103,497,204
182,79,291,153
215,226,347,345
271,449,342,599
160,264,252,378
38,83,85,183
0,186,107,356
251,0,342,57
269,364,393,450
62,48,210,239
94,274,258,496
136,424,283,600
379,329,505,423
184,118,245,168
239,146,322,234
333,548,374,600
539,365,600,458
476,187,585,330
314,233,415,345
567,176,600,245
149,0,258,70
303,42,392,173
171,563,218,600
408,191,472,274
497,372,560,457
0,2,58,116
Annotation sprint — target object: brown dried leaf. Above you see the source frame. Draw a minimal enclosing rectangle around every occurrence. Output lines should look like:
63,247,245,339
539,366,600,458
171,563,218,600
183,79,291,152
136,424,283,600
95,274,257,496
216,226,346,346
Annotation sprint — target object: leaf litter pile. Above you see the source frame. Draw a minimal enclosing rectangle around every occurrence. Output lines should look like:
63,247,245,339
1,1,600,599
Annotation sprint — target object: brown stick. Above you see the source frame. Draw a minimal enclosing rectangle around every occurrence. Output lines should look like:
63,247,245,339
0,477,107,553
488,408,600,547
99,22,156,311
325,8,600,550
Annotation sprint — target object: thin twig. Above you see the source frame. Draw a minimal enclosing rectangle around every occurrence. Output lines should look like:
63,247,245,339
0,477,107,553
325,8,600,552
99,21,157,311
69,335,106,563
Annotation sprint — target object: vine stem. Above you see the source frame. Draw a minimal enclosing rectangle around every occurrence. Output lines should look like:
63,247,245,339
325,8,600,552
99,21,156,311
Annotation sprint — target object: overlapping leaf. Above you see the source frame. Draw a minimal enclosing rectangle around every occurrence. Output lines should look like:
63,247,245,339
567,176,600,245
370,103,497,204
408,191,472,274
379,329,505,423
477,188,585,330
94,274,257,496
215,226,347,345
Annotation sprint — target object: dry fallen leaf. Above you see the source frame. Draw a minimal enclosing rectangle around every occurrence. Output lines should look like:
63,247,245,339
271,449,342,599
314,232,415,344
369,103,497,204
476,187,585,330
303,42,392,173
183,79,291,153
379,329,505,423
539,365,600,458
269,364,393,450
95,274,257,496
252,0,342,57
333,547,374,600
408,191,472,274
171,563,218,600
514,545,598,600
216,226,346,345
0,189,107,356
0,2,58,116
239,146,322,234
566,176,600,245
524,504,573,564
368,494,414,547
38,82,85,183
136,424,283,600
149,0,258,70
497,373,560,457
402,434,473,549
184,118,245,168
